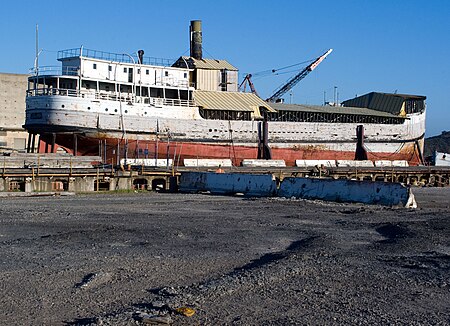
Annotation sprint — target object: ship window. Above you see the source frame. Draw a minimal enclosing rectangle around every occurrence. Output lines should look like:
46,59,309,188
87,107,91,110
165,89,178,99
124,68,127,73
93,63,97,69
61,105,65,108
124,110,128,113
137,69,141,74
179,90,189,100
184,73,187,78
114,109,118,112
146,69,149,75
150,87,163,98
105,108,108,112
108,65,112,71
165,71,169,77
220,69,227,91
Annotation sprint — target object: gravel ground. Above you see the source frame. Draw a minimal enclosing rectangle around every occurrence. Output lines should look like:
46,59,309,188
0,187,449,325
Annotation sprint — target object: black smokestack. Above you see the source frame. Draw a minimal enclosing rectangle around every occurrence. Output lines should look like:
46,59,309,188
137,50,144,64
190,20,202,60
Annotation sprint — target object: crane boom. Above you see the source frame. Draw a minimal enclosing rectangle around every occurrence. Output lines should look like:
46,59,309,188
238,74,259,97
266,48,333,103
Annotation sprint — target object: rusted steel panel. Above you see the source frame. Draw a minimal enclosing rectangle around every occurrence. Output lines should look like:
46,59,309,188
179,172,277,197
278,177,414,207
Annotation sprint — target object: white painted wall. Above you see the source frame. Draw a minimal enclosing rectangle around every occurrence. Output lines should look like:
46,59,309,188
76,58,189,88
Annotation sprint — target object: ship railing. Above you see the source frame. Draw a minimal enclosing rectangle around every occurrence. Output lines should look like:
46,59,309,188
153,79,190,88
58,48,175,67
28,66,79,76
27,88,81,97
94,92,134,102
147,97,194,107
27,88,195,107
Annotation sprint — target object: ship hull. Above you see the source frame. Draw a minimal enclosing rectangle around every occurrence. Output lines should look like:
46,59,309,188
34,129,423,167
25,96,426,166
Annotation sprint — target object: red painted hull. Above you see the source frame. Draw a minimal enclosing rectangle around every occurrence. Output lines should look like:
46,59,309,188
40,133,422,166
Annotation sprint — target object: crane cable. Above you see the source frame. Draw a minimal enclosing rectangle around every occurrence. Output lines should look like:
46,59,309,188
244,58,315,80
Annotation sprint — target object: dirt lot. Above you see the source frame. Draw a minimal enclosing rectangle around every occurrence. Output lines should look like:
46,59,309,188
0,188,449,325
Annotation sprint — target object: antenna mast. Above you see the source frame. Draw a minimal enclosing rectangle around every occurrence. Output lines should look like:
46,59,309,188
34,24,39,77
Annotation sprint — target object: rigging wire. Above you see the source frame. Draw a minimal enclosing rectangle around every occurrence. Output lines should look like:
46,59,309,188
244,58,315,80
177,48,190,58
203,47,220,62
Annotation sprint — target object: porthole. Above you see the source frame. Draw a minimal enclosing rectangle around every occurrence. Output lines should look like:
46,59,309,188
87,107,91,110
144,112,147,115
114,109,118,112
61,104,65,108
105,108,108,112
125,110,128,113
209,129,212,132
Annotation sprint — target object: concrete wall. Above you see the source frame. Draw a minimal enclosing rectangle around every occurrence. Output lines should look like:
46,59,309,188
241,160,286,167
0,173,171,193
183,159,232,167
179,172,277,196
278,177,412,207
1,153,101,168
0,73,28,151
178,171,415,207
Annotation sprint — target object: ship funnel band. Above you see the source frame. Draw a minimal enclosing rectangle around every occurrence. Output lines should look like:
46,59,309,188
190,20,202,60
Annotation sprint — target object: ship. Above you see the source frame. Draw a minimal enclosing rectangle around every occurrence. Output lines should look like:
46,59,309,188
24,20,426,167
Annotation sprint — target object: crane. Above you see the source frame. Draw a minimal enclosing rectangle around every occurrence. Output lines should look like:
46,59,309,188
238,74,259,97
266,49,333,103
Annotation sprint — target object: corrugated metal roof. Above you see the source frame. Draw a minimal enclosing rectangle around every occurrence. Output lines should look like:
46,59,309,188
194,90,275,112
180,56,238,71
270,103,406,119
341,92,426,115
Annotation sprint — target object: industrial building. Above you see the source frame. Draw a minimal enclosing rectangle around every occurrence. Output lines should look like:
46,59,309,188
0,73,29,152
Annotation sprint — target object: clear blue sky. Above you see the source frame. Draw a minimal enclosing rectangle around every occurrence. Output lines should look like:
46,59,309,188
1,0,448,136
